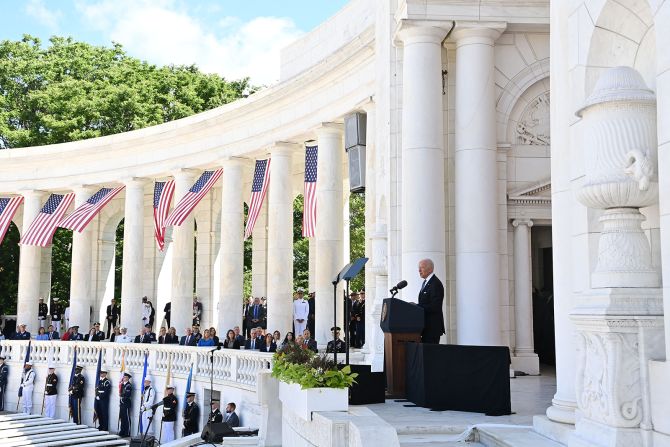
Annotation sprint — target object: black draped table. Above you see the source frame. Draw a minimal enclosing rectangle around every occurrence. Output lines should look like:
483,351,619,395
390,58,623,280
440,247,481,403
405,342,511,416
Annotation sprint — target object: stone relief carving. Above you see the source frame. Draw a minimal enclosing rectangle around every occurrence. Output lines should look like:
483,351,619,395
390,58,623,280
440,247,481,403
624,149,653,191
516,92,550,146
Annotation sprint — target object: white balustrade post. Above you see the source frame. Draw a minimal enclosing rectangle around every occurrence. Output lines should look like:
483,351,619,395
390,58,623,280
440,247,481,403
453,22,506,346
266,144,295,336
170,170,197,337
120,178,147,337
511,219,539,375
219,159,245,333
69,186,96,331
17,190,46,331
315,124,344,346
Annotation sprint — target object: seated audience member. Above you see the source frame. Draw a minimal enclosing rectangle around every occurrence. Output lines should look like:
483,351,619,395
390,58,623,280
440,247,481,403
209,327,220,346
244,328,264,350
165,327,179,344
84,327,100,342
281,332,294,347
224,402,240,427
36,327,49,341
158,327,167,344
326,327,346,353
46,325,59,341
109,326,121,342
233,326,245,345
180,328,197,346
197,329,216,347
263,333,276,353
223,330,240,349
115,327,134,343
93,322,105,340
295,335,305,347
69,325,84,341
13,323,31,340
273,330,281,345
192,324,202,343
302,329,318,353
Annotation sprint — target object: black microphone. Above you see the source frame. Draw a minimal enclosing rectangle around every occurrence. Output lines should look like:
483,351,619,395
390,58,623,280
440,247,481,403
209,345,221,353
389,280,408,293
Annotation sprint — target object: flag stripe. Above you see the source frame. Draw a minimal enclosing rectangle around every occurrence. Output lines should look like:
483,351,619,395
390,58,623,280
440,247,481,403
20,193,75,247
164,169,223,227
153,180,175,251
60,186,125,232
244,159,271,239
302,145,318,237
0,196,24,246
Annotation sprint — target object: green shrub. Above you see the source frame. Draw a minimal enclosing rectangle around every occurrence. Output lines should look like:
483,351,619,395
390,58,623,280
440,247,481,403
271,343,358,389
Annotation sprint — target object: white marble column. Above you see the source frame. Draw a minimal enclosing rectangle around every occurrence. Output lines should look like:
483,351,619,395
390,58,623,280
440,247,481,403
219,159,245,332
453,22,505,346
315,124,344,346
251,201,268,298
511,219,539,375
17,190,46,331
120,179,146,336
266,145,295,335
69,186,95,330
170,170,196,335
397,24,448,298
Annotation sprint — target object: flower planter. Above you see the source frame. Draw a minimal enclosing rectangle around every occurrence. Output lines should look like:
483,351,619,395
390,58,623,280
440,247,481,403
278,381,348,421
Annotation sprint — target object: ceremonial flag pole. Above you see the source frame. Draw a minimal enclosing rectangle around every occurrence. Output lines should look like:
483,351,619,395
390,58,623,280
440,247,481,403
118,350,125,432
17,341,31,411
68,347,78,422
138,351,148,435
93,350,102,427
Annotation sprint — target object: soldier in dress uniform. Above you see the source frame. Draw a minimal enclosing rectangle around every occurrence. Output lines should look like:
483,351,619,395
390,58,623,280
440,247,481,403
140,377,156,436
119,372,132,437
0,356,8,411
182,392,200,436
50,298,62,334
207,398,223,424
44,366,58,418
95,370,111,431
161,385,178,442
326,326,346,353
20,361,36,414
38,298,48,328
69,365,85,424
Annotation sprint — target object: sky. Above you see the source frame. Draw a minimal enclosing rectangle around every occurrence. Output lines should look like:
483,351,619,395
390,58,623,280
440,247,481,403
0,0,350,85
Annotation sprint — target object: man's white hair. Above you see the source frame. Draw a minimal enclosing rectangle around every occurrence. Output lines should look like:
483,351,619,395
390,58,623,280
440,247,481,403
419,258,434,270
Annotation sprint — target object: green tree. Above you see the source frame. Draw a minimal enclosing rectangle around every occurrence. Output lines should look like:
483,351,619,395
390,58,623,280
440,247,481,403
349,193,366,292
0,223,20,314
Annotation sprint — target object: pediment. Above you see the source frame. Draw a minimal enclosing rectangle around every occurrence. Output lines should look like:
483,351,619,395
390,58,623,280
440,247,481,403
508,180,551,204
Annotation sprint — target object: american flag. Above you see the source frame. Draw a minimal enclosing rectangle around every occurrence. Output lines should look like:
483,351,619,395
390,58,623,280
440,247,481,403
0,196,23,246
60,186,125,232
302,145,318,237
153,180,175,251
20,193,75,247
244,159,271,240
164,169,223,227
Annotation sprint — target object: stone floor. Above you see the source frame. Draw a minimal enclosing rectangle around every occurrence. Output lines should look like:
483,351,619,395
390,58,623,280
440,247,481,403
362,365,558,446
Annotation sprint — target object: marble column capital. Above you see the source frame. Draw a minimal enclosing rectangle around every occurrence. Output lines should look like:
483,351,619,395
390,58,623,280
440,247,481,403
172,168,199,181
19,189,47,200
121,177,149,189
394,21,452,46
269,142,300,157
220,157,248,170
452,21,506,45
512,218,534,228
314,123,343,138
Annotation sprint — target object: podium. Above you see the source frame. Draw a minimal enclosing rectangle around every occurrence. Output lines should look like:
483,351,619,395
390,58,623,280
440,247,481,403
380,297,424,397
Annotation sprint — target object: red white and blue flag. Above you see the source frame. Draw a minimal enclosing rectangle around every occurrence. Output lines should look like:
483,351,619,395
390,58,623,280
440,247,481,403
244,159,271,240
164,169,223,227
153,180,175,251
302,145,318,237
20,193,75,247
60,186,125,232
0,196,23,246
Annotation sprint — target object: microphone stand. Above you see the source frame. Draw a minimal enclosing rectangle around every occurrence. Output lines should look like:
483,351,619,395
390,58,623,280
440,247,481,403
144,402,163,447
208,345,219,436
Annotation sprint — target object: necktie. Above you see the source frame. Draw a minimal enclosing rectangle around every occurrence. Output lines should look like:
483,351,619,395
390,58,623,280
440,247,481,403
186,336,190,345
254,305,258,319
252,339,255,349
420,279,427,292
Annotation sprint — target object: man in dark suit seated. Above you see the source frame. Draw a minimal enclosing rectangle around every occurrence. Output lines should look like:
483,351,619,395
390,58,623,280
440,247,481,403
179,328,197,346
416,258,445,344
134,326,153,344
302,329,318,353
224,402,240,428
244,328,264,350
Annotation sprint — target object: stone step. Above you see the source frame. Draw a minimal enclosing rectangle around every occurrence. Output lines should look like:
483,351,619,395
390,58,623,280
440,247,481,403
41,434,129,446
476,426,565,447
399,433,484,446
3,428,104,446
394,424,470,435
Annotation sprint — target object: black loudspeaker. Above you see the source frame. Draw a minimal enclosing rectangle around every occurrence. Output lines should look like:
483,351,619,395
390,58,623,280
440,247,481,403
129,436,156,447
201,422,236,442
349,364,386,405
345,112,367,193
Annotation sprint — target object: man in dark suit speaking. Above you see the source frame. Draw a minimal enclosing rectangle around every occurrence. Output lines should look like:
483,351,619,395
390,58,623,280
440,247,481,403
417,259,445,344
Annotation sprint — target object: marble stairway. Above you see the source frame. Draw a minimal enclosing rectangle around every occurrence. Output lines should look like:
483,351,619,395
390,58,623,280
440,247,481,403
0,413,130,446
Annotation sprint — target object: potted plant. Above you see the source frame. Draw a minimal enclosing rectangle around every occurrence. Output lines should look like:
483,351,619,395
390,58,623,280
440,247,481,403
272,343,357,420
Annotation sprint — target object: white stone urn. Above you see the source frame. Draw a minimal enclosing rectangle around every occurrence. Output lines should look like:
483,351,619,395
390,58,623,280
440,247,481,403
278,381,348,421
575,66,659,288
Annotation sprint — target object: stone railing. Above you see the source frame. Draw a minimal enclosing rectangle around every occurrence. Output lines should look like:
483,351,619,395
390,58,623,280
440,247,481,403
0,340,273,391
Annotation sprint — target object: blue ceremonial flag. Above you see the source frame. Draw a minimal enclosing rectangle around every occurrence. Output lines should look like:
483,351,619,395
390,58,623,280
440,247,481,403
139,352,148,433
183,365,193,411
95,351,102,387
69,348,78,388
18,341,31,397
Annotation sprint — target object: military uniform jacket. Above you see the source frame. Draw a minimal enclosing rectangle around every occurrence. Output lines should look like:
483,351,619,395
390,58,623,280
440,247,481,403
183,401,200,431
38,303,48,319
208,408,223,424
70,373,85,399
163,395,178,421
0,364,8,387
142,385,155,410
50,303,62,321
21,369,35,391
326,339,346,353
119,382,132,405
45,373,58,395
96,378,111,402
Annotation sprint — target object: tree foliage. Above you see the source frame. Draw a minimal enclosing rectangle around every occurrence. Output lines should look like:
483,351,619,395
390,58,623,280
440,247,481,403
0,223,20,314
0,35,251,149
